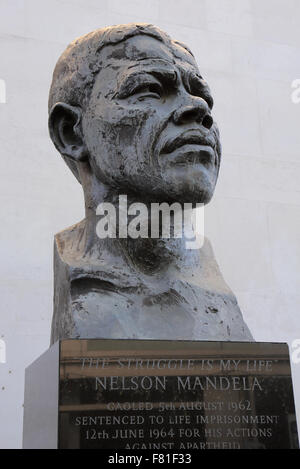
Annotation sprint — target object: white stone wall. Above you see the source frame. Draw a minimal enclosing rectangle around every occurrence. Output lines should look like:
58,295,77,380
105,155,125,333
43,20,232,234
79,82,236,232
0,0,299,448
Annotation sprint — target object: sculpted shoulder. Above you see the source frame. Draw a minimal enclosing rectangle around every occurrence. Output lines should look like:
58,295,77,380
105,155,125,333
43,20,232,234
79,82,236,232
54,221,140,289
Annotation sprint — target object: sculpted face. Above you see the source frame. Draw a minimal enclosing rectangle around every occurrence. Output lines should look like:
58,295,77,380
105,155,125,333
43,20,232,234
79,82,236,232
82,35,221,204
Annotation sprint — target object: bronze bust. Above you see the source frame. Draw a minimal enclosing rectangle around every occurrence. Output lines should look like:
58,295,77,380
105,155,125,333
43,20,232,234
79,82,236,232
48,23,253,344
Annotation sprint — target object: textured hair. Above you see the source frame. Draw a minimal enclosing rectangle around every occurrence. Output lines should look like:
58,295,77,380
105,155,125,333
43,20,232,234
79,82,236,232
48,23,193,112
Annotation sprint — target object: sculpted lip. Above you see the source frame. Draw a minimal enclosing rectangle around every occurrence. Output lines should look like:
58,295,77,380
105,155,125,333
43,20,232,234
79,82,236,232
160,131,216,155
160,131,217,166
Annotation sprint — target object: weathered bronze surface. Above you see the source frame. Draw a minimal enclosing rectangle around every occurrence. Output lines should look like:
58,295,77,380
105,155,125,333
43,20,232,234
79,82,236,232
48,24,253,343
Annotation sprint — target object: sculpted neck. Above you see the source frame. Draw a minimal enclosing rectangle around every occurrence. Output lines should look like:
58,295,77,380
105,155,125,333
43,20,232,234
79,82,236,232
78,163,199,273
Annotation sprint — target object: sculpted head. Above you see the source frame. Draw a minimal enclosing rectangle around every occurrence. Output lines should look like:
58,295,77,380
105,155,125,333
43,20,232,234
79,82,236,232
48,23,221,205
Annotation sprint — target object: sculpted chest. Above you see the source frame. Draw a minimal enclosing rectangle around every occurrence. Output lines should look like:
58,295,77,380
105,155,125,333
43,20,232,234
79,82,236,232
51,230,252,344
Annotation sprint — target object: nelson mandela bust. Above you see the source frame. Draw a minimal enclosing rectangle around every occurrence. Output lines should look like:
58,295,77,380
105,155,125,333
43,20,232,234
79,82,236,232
48,23,253,344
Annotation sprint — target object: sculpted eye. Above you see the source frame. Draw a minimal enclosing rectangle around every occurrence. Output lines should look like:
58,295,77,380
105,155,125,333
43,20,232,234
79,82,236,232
116,73,168,100
190,87,213,109
132,83,162,99
187,75,214,110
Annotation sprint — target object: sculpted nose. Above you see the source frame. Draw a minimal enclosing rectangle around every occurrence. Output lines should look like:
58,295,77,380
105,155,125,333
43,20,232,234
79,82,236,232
173,99,213,130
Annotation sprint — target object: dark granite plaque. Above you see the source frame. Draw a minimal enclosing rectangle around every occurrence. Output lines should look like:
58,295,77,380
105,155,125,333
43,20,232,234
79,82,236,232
23,339,299,449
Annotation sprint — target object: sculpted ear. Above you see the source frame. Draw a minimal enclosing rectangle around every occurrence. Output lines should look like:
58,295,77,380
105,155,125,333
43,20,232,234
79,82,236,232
48,102,88,162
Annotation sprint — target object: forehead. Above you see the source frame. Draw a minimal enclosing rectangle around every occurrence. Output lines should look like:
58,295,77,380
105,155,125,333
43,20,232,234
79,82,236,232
95,35,200,83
